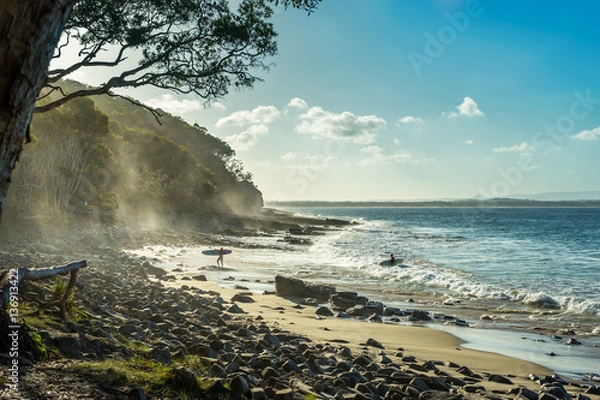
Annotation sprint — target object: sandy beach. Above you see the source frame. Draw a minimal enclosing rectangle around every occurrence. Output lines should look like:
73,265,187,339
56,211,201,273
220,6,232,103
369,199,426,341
162,277,556,391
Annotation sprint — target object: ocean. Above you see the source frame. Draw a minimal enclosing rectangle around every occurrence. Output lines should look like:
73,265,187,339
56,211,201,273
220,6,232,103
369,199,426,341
129,206,600,378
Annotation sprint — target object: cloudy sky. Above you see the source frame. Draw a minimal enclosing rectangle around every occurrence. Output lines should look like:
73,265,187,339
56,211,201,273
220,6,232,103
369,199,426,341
58,0,600,201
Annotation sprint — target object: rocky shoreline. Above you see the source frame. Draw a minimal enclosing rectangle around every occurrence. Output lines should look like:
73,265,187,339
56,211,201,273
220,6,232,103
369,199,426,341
1,215,600,399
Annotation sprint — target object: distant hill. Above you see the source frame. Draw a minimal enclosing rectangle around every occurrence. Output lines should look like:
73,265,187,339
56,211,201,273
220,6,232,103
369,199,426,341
508,190,600,201
268,198,600,208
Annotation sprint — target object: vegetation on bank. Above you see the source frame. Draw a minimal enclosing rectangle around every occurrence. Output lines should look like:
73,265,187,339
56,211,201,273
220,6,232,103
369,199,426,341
5,80,263,225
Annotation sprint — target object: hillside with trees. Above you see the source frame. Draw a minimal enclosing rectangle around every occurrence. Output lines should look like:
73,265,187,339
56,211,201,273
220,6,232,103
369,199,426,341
5,81,263,225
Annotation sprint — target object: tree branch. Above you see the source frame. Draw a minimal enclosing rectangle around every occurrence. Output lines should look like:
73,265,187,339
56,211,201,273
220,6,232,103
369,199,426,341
0,261,87,310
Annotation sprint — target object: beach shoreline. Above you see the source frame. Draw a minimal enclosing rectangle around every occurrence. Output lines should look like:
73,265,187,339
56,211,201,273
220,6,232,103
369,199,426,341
2,209,599,398
147,247,600,382
125,210,600,381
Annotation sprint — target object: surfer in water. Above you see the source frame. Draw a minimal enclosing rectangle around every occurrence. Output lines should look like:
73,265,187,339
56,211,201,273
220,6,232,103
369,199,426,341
217,247,225,267
390,253,396,266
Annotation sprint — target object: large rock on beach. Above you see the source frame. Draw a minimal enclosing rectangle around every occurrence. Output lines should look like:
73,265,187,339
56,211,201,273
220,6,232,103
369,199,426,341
275,275,336,302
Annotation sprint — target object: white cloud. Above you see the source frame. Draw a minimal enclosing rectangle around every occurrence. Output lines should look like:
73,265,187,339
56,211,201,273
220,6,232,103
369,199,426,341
398,116,424,124
66,70,88,83
572,127,600,141
296,106,386,144
145,94,203,114
464,139,474,145
281,152,299,160
216,105,280,127
212,101,227,111
493,142,535,154
444,97,484,118
225,124,269,151
358,145,412,165
288,97,308,109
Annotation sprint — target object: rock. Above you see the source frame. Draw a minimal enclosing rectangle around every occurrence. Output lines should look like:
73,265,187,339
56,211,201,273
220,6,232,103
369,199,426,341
384,307,405,317
126,386,147,400
366,338,384,349
230,375,250,396
142,261,167,277
282,359,302,373
209,364,227,378
517,387,539,400
262,366,281,380
366,301,384,315
346,305,369,318
151,347,172,365
419,391,462,400
275,275,336,302
586,386,600,395
331,291,358,310
119,324,138,337
489,374,513,385
207,380,242,400
263,333,282,347
316,306,334,317
338,371,367,386
409,377,431,392
250,387,267,400
231,293,254,303
192,275,207,281
367,314,383,323
410,309,432,321
228,304,244,313
463,385,485,393
56,335,81,358
274,388,294,400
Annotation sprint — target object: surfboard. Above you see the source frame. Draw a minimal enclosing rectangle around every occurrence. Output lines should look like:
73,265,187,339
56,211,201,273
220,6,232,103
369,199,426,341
202,249,232,256
379,258,403,267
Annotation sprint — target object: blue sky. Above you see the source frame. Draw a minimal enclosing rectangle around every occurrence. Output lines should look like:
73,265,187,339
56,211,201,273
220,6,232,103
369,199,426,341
58,0,600,201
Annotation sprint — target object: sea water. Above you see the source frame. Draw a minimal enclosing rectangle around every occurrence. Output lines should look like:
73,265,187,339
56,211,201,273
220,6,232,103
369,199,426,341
129,206,600,378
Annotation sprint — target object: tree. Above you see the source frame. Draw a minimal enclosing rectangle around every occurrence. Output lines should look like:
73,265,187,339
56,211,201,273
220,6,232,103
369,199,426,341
0,0,321,221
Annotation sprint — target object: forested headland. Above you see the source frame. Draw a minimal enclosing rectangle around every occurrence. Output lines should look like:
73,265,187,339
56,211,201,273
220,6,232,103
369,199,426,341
4,80,263,229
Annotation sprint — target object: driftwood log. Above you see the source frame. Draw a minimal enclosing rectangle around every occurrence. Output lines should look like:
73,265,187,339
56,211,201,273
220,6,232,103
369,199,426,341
0,260,86,321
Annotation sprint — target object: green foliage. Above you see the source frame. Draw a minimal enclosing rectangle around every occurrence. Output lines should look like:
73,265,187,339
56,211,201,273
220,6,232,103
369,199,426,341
52,277,66,301
22,321,48,361
73,356,213,399
303,394,318,400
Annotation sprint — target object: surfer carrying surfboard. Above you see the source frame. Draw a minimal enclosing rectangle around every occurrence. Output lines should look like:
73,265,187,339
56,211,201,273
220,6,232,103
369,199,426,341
217,247,225,267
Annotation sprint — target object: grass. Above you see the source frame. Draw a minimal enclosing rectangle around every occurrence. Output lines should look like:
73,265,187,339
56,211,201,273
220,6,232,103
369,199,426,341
72,355,214,399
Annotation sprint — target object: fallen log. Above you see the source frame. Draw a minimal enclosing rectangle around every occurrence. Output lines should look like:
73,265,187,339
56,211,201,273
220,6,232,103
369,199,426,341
0,260,87,321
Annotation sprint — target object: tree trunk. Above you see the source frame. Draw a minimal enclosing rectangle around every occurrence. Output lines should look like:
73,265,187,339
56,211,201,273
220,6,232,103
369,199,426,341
0,0,76,221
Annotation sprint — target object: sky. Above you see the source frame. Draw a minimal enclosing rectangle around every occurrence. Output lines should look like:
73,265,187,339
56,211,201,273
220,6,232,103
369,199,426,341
56,0,600,201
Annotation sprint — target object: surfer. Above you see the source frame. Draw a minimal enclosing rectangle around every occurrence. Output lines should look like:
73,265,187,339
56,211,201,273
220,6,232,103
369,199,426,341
217,247,225,267
390,253,396,266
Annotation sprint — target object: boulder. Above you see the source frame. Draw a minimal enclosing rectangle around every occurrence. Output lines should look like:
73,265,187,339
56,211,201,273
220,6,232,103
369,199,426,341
151,347,172,365
231,293,254,303
56,335,81,358
275,275,335,302
331,292,358,310
316,306,334,317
